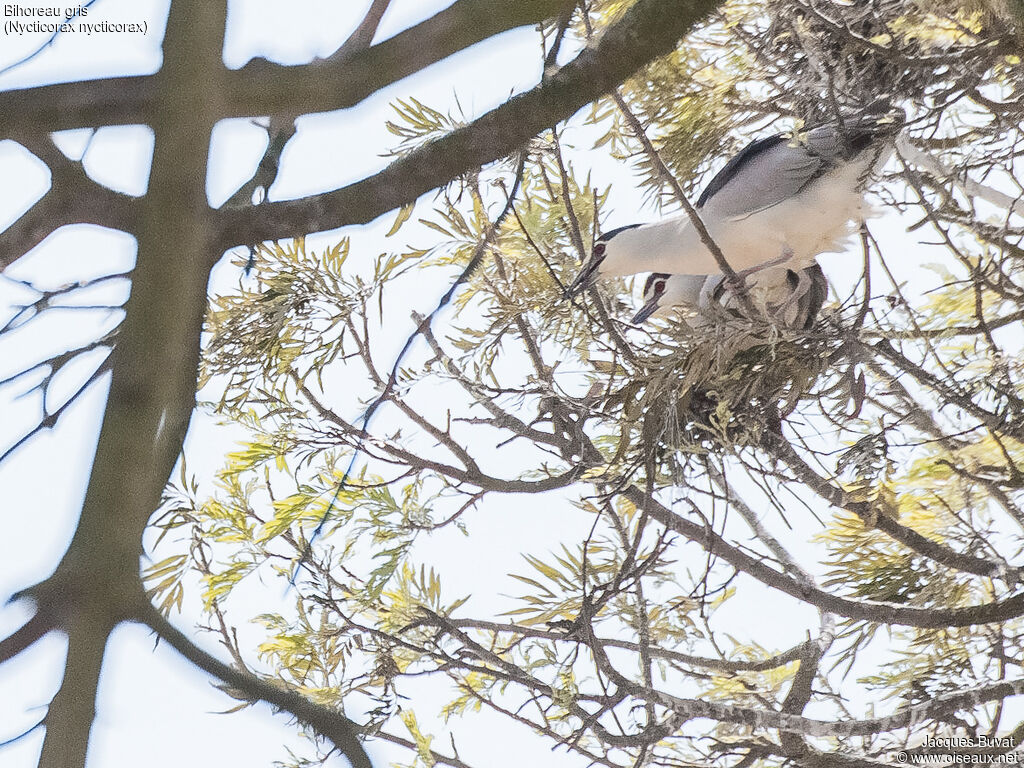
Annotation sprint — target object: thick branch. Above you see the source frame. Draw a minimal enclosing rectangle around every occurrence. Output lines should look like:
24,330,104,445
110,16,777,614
0,146,139,270
218,0,723,247
34,2,229,766
0,76,150,135
37,611,109,768
0,0,572,135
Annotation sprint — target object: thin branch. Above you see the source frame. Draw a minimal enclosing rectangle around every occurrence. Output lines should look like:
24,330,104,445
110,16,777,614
646,674,1024,740
610,88,752,307
138,602,370,768
0,0,102,79
0,610,58,664
871,339,1023,440
760,426,1020,581
624,486,1024,628
442,619,808,672
0,355,113,464
897,134,1024,218
328,0,395,61
293,154,531,571
874,309,1024,340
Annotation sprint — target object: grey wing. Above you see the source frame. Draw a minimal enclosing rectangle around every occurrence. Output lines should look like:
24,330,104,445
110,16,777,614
798,263,828,329
777,263,829,329
801,122,851,161
700,139,824,221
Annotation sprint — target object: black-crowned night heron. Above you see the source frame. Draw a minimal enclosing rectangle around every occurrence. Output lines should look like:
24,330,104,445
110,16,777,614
631,262,828,328
567,106,904,295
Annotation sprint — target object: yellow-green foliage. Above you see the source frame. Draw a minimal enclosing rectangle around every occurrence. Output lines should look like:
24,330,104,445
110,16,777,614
151,2,1024,765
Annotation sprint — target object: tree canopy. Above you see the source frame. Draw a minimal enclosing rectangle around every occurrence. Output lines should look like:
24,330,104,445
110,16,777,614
5,1,1024,767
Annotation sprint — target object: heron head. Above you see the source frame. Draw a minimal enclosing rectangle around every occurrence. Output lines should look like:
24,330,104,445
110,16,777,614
565,239,608,297
565,224,643,298
631,273,670,324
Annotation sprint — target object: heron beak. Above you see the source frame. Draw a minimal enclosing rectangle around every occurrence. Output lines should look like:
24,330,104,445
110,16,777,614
630,297,659,324
565,257,600,298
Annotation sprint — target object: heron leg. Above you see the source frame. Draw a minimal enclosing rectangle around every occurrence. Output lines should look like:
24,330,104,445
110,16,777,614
737,249,794,280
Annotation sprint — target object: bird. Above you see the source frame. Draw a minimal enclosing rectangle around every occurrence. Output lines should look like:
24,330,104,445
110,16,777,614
630,262,829,329
566,106,904,295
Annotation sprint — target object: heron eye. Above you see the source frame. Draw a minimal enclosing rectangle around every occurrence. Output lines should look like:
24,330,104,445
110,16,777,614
654,279,666,295
593,242,606,257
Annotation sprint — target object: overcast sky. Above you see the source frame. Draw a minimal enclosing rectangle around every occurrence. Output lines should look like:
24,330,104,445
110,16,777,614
4,2,1012,767
0,2,566,766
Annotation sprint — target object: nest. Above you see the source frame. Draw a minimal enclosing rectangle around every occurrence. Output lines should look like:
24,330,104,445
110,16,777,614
611,315,838,464
759,0,1007,120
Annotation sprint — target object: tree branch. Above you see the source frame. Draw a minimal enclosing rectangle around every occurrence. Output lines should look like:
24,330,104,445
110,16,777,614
37,610,109,768
624,486,1024,628
0,609,58,664
648,674,1024,739
760,427,1021,582
897,134,1024,218
137,602,370,768
0,0,573,135
33,2,229,766
217,0,724,247
442,617,808,673
0,141,139,270
328,0,395,61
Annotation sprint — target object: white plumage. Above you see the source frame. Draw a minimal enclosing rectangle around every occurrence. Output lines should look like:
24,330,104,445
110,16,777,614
567,108,904,294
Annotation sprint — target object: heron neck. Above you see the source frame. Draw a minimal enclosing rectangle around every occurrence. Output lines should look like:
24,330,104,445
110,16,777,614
601,220,699,277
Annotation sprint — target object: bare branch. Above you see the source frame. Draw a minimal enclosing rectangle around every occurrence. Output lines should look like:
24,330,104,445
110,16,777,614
34,3,230,766
624,486,1024,628
217,0,724,247
761,427,1021,581
0,609,58,664
138,602,370,768
0,0,574,135
328,0,395,61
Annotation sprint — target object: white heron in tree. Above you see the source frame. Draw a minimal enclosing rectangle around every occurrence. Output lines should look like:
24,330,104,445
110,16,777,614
567,106,904,295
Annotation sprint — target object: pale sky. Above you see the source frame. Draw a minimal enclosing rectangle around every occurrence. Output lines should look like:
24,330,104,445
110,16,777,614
0,2,571,766
3,1,1017,767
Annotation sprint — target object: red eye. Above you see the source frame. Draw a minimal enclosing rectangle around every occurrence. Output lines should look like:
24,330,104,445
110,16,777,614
593,242,606,257
654,279,666,296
